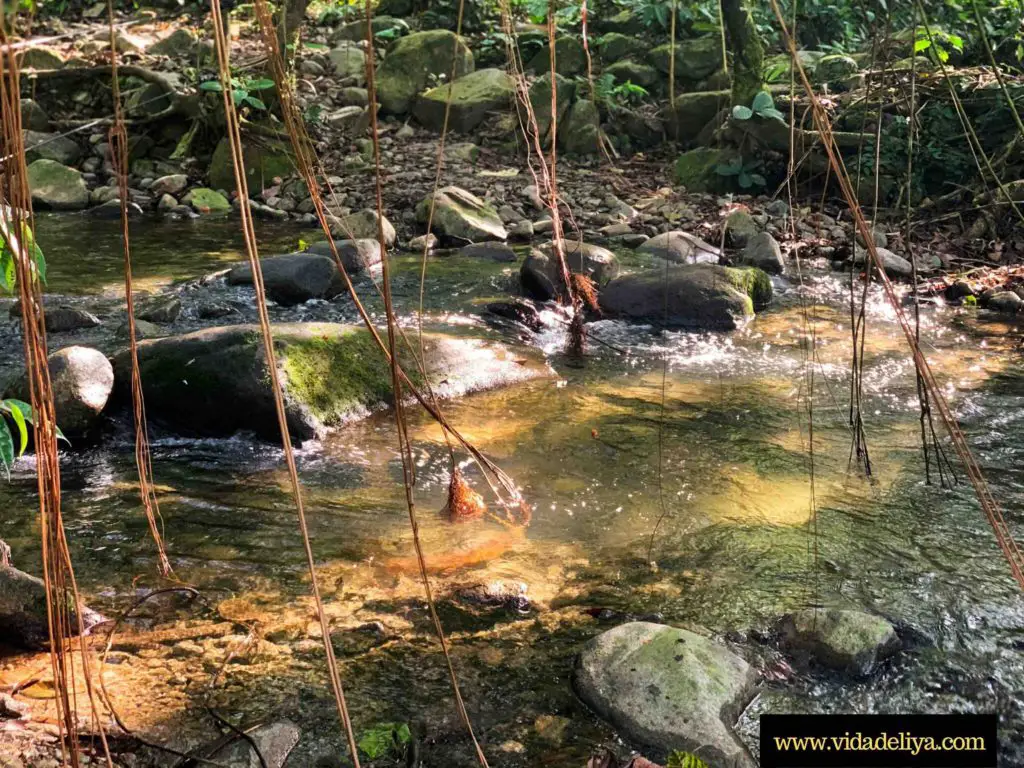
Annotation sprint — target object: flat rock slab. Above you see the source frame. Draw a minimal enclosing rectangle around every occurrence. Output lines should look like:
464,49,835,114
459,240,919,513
112,323,551,441
574,622,757,767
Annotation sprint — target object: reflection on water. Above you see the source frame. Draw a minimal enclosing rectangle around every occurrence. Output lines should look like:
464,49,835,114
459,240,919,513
2,234,1024,764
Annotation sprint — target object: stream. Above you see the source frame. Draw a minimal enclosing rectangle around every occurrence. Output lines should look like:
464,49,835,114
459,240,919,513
1,213,1023,766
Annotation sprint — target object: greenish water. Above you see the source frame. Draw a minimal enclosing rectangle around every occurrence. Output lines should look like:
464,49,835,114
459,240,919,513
2,216,1024,766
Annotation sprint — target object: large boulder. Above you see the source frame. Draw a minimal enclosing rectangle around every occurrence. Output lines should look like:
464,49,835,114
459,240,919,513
521,242,619,300
527,36,586,76
559,99,602,155
778,609,900,676
413,68,515,133
739,232,785,274
599,264,771,330
6,346,113,436
208,136,294,193
329,209,397,247
0,564,103,650
604,60,660,88
574,622,757,767
529,73,575,148
27,159,88,210
649,37,724,80
304,238,383,272
376,30,474,114
667,90,729,144
227,253,346,305
112,323,549,441
328,42,367,84
23,130,81,166
673,146,737,192
638,231,720,264
416,186,507,242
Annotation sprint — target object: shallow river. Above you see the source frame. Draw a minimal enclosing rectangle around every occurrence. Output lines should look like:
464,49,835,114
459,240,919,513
1,214,1023,765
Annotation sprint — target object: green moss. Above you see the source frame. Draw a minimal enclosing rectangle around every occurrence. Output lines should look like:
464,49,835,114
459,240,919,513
280,329,393,424
208,137,293,192
673,146,733,192
724,266,773,310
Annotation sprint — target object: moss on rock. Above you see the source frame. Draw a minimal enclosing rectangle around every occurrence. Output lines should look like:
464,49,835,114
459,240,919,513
376,30,474,114
673,145,736,192
208,136,294,193
413,68,515,133
724,266,773,310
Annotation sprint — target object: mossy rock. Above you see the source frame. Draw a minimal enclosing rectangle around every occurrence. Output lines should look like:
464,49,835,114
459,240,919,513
597,33,642,64
814,54,859,84
559,99,602,155
599,263,768,330
649,37,723,80
182,187,231,214
780,609,900,676
667,90,730,144
527,36,587,76
112,323,549,441
673,145,737,192
17,47,64,69
529,73,576,148
27,159,88,210
331,15,408,44
329,43,367,83
416,185,507,242
413,68,515,133
604,60,660,89
208,136,294,193
376,30,474,114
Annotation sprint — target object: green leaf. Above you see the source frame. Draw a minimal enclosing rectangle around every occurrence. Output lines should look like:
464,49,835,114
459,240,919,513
760,107,786,122
914,38,931,53
750,173,767,186
30,241,46,286
936,47,949,63
305,42,328,51
751,90,774,112
232,89,247,106
0,244,13,291
731,105,753,120
357,722,409,759
244,96,267,110
395,723,411,744
245,78,275,91
738,171,753,188
667,750,709,768
5,401,28,457
947,33,964,51
0,420,13,479
199,80,224,91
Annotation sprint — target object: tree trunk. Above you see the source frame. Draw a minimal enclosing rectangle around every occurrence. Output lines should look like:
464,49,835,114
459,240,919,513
277,0,309,60
720,0,764,107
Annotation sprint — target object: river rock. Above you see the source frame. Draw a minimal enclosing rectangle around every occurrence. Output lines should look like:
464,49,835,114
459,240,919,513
529,73,575,148
332,15,408,43
574,622,756,767
151,173,189,197
227,254,344,305
113,323,549,441
329,209,396,247
6,346,114,436
27,159,89,210
0,564,103,650
599,264,771,330
18,46,64,69
460,242,517,262
560,99,602,155
376,30,474,114
414,68,515,133
597,32,639,63
725,208,759,248
328,42,367,84
138,296,182,324
303,238,383,272
182,187,231,214
604,60,660,88
23,130,81,166
86,198,144,219
638,230,720,264
521,243,619,302
667,90,730,145
10,302,103,333
527,36,586,76
778,608,900,676
146,27,197,56
987,290,1023,313
649,37,724,79
337,87,370,107
416,186,507,242
195,720,300,768
21,99,50,132
739,232,785,274
485,299,544,332
852,246,913,279
208,137,293,194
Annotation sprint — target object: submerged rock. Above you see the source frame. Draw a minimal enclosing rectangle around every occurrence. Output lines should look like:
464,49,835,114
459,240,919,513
638,230,720,264
778,608,900,676
227,253,345,305
6,346,114,436
460,242,518,262
485,299,544,332
112,323,549,441
574,622,757,767
0,563,104,650
599,264,771,330
416,186,507,242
